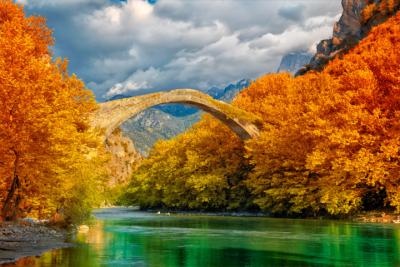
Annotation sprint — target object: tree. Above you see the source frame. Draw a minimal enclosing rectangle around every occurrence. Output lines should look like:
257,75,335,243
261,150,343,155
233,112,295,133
125,9,400,217
0,1,104,221
234,11,400,215
125,115,252,211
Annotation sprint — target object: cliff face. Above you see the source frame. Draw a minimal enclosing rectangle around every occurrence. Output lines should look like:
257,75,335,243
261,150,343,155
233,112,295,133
105,129,142,186
298,0,400,75
277,52,313,74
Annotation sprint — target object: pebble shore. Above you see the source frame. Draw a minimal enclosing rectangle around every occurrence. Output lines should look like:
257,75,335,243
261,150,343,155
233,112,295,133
0,222,71,265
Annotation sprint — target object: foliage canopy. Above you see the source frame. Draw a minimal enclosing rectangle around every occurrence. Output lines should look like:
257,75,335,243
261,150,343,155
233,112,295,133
125,11,400,216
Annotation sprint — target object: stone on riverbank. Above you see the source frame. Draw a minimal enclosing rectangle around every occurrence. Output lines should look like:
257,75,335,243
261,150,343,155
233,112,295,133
0,221,71,265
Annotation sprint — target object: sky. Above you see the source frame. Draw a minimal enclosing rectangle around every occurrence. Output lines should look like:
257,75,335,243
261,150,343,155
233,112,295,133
18,0,342,100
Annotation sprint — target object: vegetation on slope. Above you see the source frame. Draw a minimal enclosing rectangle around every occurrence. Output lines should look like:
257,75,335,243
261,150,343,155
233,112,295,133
123,11,400,216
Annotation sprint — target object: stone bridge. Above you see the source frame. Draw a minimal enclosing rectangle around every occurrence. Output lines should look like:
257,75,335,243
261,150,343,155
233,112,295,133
91,89,261,140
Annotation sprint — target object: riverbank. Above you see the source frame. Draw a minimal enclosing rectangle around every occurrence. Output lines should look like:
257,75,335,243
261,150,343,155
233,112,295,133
0,221,71,265
2,209,399,266
353,211,400,224
147,209,400,223
8,207,400,267
148,210,269,217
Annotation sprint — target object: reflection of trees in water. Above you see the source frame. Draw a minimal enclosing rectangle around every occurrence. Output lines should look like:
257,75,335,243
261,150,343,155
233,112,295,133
11,214,400,267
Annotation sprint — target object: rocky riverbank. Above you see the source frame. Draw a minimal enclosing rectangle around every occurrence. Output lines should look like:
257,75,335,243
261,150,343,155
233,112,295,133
0,221,71,265
353,211,400,224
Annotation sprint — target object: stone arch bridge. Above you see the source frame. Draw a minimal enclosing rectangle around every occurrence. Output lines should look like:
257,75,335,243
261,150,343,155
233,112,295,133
91,89,261,140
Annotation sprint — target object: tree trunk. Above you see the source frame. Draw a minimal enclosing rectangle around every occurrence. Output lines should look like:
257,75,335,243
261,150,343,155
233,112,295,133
10,192,21,221
1,150,20,221
1,175,20,220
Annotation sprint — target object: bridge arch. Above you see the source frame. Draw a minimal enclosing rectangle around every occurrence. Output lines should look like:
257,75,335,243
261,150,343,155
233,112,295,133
91,89,261,140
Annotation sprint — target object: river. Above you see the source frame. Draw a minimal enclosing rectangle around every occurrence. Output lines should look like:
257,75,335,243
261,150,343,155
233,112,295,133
7,207,400,267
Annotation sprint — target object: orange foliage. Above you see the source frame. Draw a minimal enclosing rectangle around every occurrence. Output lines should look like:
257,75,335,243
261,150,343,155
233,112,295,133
362,3,377,22
126,115,251,210
0,1,102,221
234,11,400,215
126,10,400,216
363,0,399,22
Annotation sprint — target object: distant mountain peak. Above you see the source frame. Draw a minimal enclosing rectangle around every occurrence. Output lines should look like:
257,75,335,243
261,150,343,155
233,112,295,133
277,52,313,74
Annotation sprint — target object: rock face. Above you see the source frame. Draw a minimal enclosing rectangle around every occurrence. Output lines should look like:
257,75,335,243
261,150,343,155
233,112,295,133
105,129,142,186
298,0,400,75
217,79,250,102
277,52,313,74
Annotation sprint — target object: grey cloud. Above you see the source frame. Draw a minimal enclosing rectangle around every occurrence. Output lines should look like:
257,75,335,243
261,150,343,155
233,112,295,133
19,0,342,100
278,4,306,21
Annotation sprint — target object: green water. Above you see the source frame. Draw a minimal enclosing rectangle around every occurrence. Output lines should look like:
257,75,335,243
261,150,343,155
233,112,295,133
10,208,400,267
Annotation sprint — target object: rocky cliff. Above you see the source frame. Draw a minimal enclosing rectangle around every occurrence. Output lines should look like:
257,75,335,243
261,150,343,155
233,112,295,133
297,0,400,75
277,52,313,74
105,129,142,186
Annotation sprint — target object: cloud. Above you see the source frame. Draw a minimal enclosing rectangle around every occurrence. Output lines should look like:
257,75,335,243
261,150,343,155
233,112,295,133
105,67,157,97
278,4,306,21
110,14,340,97
20,0,342,100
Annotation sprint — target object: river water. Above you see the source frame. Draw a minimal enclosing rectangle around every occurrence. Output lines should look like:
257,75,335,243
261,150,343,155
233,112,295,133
8,208,400,267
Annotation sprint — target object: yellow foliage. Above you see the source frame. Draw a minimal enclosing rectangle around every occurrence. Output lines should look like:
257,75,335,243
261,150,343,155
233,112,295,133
0,1,106,221
126,115,251,210
126,11,400,216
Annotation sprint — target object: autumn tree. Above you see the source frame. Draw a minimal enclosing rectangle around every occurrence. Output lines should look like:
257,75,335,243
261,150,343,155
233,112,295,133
0,1,105,221
363,0,399,21
234,10,400,215
124,115,252,211
313,11,400,214
125,9,400,217
233,73,337,215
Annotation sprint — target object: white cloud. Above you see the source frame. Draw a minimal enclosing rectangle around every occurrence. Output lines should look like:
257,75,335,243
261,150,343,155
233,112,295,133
21,0,342,100
105,67,158,97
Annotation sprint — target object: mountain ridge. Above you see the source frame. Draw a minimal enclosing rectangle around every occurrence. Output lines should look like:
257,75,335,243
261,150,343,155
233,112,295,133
277,52,313,74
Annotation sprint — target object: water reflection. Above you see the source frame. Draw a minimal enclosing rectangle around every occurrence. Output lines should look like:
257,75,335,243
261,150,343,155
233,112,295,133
7,209,400,267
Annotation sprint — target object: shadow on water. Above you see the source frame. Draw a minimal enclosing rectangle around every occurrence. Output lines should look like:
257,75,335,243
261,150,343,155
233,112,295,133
6,208,400,267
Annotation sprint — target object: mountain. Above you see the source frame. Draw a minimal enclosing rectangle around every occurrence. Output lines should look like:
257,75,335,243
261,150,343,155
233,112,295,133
277,52,312,74
218,79,250,102
206,86,224,99
106,129,142,186
121,109,200,155
297,0,400,75
119,79,250,156
154,104,198,117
